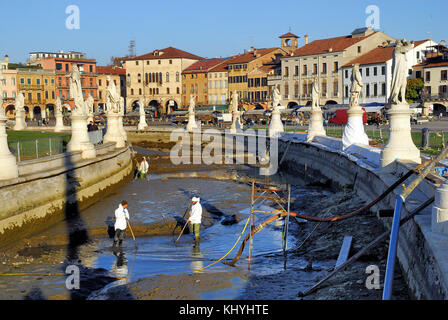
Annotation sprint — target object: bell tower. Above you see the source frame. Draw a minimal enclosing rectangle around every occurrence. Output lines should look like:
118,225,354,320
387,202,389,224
279,32,299,54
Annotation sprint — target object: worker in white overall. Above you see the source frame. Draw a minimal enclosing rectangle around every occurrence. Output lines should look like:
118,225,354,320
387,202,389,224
187,197,202,247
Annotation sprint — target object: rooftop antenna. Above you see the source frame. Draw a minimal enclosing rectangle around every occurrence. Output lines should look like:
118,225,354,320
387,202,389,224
129,40,136,57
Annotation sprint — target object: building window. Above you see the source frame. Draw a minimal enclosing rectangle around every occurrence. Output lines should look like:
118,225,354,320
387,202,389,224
139,88,142,95
374,67,377,76
357,46,362,54
284,67,289,77
334,62,339,72
441,70,447,81
373,83,378,97
176,72,180,82
158,60,161,65
426,71,431,82
302,65,308,75
138,74,141,83
345,70,349,79
294,65,299,76
382,66,386,75
169,60,172,64
136,61,139,66
365,84,370,97
176,87,180,94
313,64,318,74
166,72,170,82
167,88,170,94
381,83,386,96
322,63,327,74
366,68,370,77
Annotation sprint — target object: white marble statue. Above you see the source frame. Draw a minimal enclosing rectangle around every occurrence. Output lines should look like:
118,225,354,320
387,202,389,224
66,64,96,159
13,92,27,131
272,85,281,110
342,64,369,150
106,76,120,114
189,94,196,113
307,77,326,142
381,39,420,167
186,94,198,132
349,64,363,109
85,93,94,122
68,64,85,116
231,91,239,114
15,92,25,113
54,96,67,132
389,39,412,105
311,76,320,109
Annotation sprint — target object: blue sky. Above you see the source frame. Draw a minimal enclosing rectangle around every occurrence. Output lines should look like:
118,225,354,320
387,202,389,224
0,0,446,65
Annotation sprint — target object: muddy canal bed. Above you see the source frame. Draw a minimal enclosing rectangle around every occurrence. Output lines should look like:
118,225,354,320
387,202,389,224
0,146,411,300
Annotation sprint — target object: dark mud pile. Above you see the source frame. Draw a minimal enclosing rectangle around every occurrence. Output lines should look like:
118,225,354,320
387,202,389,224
238,187,411,300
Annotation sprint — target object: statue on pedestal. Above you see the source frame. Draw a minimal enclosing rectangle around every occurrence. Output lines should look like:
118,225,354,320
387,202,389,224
13,92,27,131
349,64,363,109
186,94,198,132
342,64,369,150
389,39,413,105
381,39,420,167
311,76,320,109
307,77,326,142
68,64,86,116
106,76,120,114
272,85,281,111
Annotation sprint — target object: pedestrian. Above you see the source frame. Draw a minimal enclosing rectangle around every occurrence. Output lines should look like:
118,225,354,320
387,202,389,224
187,197,202,246
113,200,130,249
133,159,141,180
87,121,95,132
139,157,149,181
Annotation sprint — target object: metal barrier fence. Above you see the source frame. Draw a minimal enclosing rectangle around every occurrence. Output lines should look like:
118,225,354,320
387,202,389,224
325,124,448,152
8,136,65,162
8,130,104,163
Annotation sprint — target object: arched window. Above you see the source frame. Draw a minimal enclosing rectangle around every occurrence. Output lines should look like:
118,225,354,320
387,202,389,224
138,74,141,83
176,72,180,82
166,72,170,82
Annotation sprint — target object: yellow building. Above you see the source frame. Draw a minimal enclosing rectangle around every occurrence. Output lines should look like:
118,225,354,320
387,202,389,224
181,58,226,107
124,47,202,114
16,68,56,119
207,61,230,106
227,47,287,109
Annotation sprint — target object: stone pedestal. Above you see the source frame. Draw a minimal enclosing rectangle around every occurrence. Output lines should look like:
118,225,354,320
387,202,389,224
29,108,34,121
269,108,284,137
381,104,421,167
307,108,326,142
0,115,19,180
137,113,148,131
186,112,198,133
67,114,96,159
230,111,243,134
118,114,127,141
432,179,448,235
104,113,126,149
342,107,369,150
54,113,66,132
13,110,27,131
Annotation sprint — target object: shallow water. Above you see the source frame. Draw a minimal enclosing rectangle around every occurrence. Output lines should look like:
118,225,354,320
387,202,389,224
84,176,301,299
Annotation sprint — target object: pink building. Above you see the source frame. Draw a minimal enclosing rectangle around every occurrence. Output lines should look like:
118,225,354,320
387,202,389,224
0,55,18,118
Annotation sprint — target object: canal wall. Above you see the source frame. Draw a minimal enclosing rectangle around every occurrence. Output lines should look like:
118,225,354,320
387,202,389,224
0,142,133,248
276,133,448,300
126,126,448,299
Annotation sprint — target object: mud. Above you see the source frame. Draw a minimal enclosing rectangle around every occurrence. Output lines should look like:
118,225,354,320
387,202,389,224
0,139,412,300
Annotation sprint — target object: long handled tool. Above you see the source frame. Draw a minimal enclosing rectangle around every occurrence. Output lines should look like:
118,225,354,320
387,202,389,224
127,220,138,249
175,220,189,243
172,202,192,235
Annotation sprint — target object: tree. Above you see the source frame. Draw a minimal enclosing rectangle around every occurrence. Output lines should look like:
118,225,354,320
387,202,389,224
406,78,424,103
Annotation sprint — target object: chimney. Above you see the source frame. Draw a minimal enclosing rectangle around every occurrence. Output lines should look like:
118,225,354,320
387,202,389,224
304,34,309,45
250,46,255,52
4,55,9,63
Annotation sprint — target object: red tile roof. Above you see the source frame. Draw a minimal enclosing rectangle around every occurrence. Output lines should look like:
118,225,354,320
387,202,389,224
343,46,394,67
280,32,299,39
291,32,378,57
415,60,448,68
97,65,126,75
126,47,203,61
182,58,226,74
343,40,431,67
226,48,280,65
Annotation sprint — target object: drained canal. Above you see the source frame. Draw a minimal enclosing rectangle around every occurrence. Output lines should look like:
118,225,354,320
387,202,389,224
0,145,412,300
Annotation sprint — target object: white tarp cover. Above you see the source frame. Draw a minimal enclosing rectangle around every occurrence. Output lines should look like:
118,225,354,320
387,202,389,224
342,115,369,150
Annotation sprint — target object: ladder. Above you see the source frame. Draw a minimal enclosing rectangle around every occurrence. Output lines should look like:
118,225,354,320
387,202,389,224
248,179,291,269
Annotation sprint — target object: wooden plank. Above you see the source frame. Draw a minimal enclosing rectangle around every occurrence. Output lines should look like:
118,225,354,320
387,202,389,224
335,236,353,269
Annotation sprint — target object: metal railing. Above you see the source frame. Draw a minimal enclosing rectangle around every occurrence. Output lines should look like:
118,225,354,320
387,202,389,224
8,136,65,162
